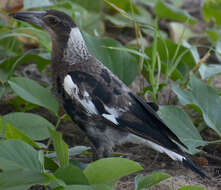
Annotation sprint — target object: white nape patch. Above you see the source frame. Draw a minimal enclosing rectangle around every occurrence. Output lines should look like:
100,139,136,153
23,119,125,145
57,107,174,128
69,27,85,45
64,75,97,114
64,27,89,64
121,134,185,162
102,105,126,125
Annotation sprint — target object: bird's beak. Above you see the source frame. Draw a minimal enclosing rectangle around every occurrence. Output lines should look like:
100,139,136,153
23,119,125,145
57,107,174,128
9,11,47,28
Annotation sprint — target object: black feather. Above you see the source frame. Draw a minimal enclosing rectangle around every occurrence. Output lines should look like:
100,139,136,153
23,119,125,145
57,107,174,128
129,92,187,149
182,157,210,179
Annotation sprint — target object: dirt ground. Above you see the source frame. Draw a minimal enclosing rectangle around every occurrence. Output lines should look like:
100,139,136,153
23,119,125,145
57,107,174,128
115,144,221,190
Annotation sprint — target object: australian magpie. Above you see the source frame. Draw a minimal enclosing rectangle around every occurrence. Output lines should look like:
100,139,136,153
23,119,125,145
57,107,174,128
10,10,208,178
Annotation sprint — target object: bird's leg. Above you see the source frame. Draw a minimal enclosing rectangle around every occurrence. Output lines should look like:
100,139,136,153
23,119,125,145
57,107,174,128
87,135,111,161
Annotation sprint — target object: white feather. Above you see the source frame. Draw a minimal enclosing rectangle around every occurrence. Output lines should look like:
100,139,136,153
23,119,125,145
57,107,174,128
121,134,185,161
102,114,118,125
101,105,127,125
63,75,97,114
63,75,79,96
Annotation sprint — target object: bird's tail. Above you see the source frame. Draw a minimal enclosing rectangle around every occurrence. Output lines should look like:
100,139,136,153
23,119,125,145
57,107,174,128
123,134,209,178
182,156,210,179
155,143,209,179
142,137,210,179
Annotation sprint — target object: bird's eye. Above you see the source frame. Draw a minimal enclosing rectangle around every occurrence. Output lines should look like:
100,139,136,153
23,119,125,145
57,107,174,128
47,16,59,25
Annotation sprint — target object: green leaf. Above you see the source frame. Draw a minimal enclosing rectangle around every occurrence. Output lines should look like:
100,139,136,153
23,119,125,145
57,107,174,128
158,105,207,154
134,172,171,190
155,0,197,24
73,0,102,12
83,32,138,85
0,68,8,83
203,0,221,26
55,165,89,185
104,46,149,60
9,96,39,112
0,140,42,171
199,64,221,79
84,157,143,185
47,146,90,159
173,76,221,137
0,170,50,190
0,53,51,74
170,23,194,42
70,160,89,171
48,128,69,167
104,0,138,13
23,0,53,10
178,185,205,190
68,146,91,157
3,112,53,140
0,116,2,135
0,87,6,100
4,123,39,148
8,77,58,114
105,14,132,28
44,157,59,172
145,38,197,80
206,29,220,44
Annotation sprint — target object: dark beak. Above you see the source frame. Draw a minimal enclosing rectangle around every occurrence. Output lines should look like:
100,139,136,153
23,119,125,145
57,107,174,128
9,11,47,28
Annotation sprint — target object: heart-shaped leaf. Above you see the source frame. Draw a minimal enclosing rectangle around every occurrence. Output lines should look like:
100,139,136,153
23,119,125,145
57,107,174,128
84,157,143,185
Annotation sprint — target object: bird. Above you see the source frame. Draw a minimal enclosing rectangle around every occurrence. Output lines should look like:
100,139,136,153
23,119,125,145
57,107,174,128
10,10,208,178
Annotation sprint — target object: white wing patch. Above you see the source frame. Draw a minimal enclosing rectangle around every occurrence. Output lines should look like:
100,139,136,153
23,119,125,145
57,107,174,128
64,75,79,95
63,75,98,114
121,134,186,161
102,114,118,125
64,74,126,124
102,105,126,125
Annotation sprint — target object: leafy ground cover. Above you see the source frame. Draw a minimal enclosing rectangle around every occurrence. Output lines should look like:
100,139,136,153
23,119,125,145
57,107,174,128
0,0,221,189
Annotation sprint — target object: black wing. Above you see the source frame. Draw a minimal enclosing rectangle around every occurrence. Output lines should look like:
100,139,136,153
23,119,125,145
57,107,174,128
65,67,208,178
66,69,186,152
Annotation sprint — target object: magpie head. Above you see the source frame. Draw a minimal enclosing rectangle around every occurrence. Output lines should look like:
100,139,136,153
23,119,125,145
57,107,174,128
10,10,76,39
10,10,89,62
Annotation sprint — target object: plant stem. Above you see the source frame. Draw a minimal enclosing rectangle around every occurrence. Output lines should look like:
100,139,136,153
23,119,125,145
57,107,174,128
47,114,65,148
150,19,158,101
207,139,221,145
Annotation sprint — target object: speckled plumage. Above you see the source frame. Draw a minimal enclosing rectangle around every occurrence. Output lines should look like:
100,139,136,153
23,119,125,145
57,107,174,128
10,10,208,178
